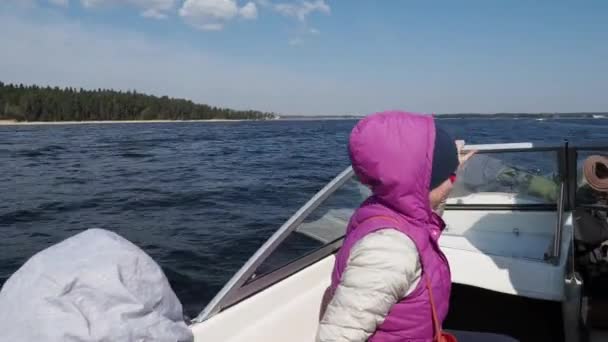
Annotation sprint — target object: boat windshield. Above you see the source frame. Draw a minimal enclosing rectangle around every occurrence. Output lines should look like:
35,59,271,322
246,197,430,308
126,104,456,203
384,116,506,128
195,142,571,322
250,147,565,281
252,177,370,280
448,150,560,205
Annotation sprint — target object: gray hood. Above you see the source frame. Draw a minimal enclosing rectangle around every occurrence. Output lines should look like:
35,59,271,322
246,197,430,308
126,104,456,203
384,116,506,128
0,228,193,342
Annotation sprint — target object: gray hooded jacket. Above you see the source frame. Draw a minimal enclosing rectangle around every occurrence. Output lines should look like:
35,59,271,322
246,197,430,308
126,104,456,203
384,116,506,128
0,228,193,342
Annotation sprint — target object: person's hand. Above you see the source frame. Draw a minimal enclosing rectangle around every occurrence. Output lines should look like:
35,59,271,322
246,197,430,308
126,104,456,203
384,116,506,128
455,140,476,167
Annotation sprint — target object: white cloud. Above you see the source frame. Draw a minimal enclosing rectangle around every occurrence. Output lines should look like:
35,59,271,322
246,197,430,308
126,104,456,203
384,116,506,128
45,0,321,33
179,0,257,30
48,0,69,7
141,9,167,19
239,2,257,19
273,0,329,22
80,0,177,19
288,37,302,46
255,1,329,44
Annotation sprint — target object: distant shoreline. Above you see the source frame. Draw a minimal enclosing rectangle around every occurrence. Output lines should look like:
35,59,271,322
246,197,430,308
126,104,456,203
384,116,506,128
433,112,608,119
0,119,252,126
280,112,608,120
2,112,607,125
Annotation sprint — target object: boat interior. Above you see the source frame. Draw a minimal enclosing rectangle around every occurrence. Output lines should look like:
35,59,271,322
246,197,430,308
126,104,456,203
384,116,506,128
188,142,608,342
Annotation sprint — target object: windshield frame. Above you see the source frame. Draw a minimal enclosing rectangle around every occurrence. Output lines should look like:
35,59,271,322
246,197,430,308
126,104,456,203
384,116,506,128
192,166,354,322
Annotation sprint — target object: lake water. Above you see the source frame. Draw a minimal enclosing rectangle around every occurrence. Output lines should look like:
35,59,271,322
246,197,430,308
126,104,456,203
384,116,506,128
2,117,608,317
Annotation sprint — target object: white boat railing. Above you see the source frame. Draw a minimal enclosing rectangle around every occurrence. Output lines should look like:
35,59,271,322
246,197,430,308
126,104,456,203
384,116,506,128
460,142,560,153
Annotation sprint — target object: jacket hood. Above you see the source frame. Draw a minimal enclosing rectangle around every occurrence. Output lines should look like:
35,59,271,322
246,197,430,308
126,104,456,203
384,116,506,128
348,111,436,222
0,228,193,342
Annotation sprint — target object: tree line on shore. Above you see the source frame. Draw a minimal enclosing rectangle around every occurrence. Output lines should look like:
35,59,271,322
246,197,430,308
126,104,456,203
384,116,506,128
0,81,277,122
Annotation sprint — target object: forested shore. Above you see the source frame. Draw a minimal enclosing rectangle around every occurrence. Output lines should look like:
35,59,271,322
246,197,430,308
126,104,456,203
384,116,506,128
0,81,277,122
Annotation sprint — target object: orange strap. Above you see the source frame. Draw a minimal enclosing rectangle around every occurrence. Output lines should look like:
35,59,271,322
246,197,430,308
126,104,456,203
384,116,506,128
426,276,444,341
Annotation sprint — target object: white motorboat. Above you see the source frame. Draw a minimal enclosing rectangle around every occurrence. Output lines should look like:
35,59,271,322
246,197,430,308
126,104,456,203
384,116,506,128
188,142,608,342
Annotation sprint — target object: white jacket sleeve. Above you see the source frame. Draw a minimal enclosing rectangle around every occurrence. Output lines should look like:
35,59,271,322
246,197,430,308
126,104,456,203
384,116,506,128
316,228,421,342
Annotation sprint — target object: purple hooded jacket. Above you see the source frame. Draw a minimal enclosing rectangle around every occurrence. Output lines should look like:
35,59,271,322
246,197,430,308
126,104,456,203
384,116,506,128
328,111,452,341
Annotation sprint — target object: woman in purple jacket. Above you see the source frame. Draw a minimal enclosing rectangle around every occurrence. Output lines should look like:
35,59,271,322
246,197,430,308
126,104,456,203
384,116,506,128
316,111,517,342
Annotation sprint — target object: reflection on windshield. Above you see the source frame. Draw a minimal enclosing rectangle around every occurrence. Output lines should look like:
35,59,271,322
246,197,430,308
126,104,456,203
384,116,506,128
297,180,370,243
251,178,370,279
449,153,559,203
450,152,608,205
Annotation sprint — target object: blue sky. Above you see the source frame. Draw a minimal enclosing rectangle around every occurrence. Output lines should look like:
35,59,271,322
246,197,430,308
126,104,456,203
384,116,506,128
1,1,607,115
